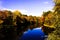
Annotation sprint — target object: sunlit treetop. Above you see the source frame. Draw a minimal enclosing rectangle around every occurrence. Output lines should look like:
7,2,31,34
13,10,22,16
53,0,60,4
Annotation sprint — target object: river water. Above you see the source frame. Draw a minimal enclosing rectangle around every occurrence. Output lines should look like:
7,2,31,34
19,27,47,40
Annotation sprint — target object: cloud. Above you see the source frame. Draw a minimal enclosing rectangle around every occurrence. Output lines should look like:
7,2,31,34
43,1,49,4
19,9,31,16
20,9,28,13
33,27,42,30
1,8,15,11
20,10,43,16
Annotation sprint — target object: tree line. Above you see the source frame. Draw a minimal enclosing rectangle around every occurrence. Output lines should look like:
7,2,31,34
0,10,44,40
0,0,60,40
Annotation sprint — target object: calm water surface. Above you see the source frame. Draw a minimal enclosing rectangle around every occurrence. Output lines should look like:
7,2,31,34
20,27,46,40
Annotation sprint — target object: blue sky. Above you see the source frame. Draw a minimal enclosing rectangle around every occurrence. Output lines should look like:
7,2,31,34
0,0,55,16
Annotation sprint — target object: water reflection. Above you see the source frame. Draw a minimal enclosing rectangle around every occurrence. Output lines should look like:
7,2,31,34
20,27,45,40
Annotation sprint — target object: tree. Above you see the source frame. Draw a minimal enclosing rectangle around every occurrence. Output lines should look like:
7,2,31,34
47,0,60,40
53,0,60,4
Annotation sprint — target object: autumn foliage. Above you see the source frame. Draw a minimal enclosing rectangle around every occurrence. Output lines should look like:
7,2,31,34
0,10,44,40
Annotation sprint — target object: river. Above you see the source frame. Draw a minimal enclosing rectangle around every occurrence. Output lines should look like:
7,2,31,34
19,27,47,40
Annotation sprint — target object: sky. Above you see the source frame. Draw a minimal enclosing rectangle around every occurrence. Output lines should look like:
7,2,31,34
0,0,55,16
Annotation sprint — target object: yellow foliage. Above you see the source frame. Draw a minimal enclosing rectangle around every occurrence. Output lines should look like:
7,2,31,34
13,10,22,17
0,20,4,24
44,24,55,28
